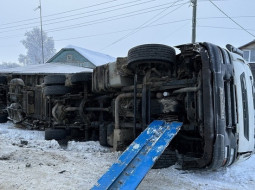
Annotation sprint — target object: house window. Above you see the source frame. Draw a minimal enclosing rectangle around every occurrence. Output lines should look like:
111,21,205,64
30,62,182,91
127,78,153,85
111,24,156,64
243,50,249,62
250,50,255,62
67,54,73,62
243,50,255,63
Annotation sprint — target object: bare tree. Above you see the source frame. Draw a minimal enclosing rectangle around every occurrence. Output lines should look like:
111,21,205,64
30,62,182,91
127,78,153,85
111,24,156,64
19,27,56,65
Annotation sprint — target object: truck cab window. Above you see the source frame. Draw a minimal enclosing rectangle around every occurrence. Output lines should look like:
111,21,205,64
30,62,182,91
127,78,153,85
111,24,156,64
240,73,249,140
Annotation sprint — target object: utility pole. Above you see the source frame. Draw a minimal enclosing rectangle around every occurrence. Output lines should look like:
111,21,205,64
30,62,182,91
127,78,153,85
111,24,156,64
191,0,197,43
39,0,45,64
35,0,45,64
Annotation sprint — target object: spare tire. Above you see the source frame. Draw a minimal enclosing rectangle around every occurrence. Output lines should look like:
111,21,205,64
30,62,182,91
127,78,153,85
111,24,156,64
44,75,66,86
127,44,176,71
43,85,71,96
71,72,92,84
99,124,108,146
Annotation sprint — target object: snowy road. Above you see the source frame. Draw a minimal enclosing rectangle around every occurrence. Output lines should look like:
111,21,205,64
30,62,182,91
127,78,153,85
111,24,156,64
0,122,255,190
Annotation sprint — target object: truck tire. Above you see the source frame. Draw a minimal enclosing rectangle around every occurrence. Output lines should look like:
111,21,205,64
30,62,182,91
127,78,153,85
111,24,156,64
45,128,67,140
44,75,66,86
127,44,176,71
71,72,92,84
43,85,71,96
152,149,177,169
99,124,108,146
0,113,8,123
0,76,7,84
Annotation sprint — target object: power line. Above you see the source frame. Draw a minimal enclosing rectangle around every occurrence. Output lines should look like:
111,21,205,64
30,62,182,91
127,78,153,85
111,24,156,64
0,19,191,41
0,0,119,26
0,1,181,34
46,13,255,34
0,0,226,27
41,0,119,19
145,1,188,25
2,14,255,40
208,0,255,38
0,0,154,30
198,16,255,20
101,0,189,50
42,0,156,28
53,19,190,42
198,25,255,31
101,1,188,49
5,2,187,43
0,34,25,39
45,2,188,33
159,21,190,42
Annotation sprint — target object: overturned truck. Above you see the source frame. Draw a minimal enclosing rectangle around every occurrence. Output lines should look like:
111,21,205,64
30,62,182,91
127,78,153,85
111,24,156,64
0,42,254,170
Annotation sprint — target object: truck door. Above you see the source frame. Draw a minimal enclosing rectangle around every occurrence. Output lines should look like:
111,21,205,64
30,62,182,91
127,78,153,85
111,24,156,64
235,64,254,153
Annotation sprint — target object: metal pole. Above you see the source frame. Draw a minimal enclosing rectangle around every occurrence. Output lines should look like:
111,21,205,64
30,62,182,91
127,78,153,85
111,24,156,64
133,72,137,138
39,0,45,64
191,0,197,43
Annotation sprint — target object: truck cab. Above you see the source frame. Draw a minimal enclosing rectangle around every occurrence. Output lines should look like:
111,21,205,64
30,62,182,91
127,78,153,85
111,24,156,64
92,42,255,170
232,51,254,161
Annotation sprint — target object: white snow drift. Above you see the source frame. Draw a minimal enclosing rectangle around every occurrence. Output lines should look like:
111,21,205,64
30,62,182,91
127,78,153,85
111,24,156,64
0,122,254,190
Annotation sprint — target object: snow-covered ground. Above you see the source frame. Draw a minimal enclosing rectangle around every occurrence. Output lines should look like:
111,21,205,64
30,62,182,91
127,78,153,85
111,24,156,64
0,122,255,190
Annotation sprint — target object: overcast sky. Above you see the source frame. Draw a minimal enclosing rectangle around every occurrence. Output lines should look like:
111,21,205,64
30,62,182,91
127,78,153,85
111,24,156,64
0,0,254,63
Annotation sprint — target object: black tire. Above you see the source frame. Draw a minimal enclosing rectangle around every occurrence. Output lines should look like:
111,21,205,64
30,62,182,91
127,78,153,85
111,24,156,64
45,128,67,140
107,124,114,147
43,85,71,96
44,75,66,86
127,44,176,71
0,113,8,123
71,72,92,84
152,149,177,169
0,76,7,84
99,124,108,146
91,129,99,141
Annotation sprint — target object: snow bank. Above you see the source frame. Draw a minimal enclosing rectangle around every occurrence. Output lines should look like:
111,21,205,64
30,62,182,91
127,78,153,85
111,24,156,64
0,63,93,74
67,141,111,153
0,122,255,190
0,122,44,141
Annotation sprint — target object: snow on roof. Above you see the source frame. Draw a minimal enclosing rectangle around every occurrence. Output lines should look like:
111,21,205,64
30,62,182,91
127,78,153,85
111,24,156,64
64,45,116,66
0,63,92,74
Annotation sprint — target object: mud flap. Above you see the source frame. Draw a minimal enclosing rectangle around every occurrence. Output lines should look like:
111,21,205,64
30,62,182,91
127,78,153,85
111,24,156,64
92,120,182,190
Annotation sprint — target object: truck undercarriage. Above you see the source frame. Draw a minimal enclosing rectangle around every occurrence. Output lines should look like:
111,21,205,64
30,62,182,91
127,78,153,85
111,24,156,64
0,42,253,170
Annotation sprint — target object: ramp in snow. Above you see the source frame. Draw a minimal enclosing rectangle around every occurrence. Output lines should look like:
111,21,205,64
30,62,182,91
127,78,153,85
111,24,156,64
92,120,182,190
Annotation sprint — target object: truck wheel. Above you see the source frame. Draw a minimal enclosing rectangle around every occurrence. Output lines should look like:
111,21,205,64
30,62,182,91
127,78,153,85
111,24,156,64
0,113,8,123
99,124,108,146
127,44,176,71
71,72,92,84
43,85,71,96
0,76,7,84
152,149,177,169
45,128,67,140
44,75,66,85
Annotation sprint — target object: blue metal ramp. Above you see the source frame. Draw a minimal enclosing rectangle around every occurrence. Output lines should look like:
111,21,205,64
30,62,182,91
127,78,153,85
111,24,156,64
92,120,182,190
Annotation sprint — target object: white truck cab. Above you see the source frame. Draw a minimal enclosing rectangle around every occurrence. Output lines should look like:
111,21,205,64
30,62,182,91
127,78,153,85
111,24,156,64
231,51,254,161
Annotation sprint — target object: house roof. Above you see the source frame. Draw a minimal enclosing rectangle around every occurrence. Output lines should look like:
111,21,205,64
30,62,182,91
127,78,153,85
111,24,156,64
239,40,255,49
47,45,116,67
0,63,93,75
